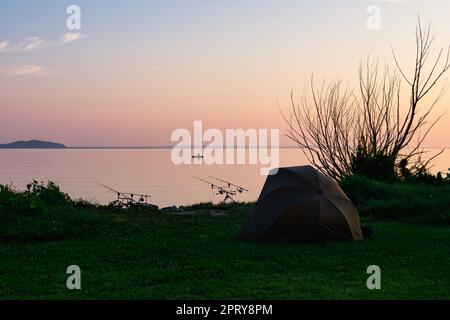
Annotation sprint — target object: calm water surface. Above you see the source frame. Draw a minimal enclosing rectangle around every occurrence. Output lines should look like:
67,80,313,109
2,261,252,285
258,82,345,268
0,148,449,207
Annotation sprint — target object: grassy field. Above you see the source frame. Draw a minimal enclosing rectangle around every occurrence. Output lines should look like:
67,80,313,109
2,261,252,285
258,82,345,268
1,178,450,299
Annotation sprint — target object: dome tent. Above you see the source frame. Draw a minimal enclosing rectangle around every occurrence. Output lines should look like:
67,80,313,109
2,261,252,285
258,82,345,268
238,166,363,242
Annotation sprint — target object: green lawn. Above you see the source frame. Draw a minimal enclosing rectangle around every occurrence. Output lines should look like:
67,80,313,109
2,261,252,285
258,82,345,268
1,178,450,299
1,205,450,299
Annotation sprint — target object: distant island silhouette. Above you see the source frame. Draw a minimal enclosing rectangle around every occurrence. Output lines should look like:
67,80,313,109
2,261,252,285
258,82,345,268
0,140,66,149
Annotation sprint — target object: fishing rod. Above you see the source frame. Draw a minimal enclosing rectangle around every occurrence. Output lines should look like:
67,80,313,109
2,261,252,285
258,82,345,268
207,176,249,193
97,182,152,204
193,177,225,191
193,176,237,203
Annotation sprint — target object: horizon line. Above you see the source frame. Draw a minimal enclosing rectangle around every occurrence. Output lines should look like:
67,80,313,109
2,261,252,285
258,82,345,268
43,145,450,150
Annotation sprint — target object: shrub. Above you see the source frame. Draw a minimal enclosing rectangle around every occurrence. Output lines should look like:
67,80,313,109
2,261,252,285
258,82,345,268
0,181,103,242
399,159,449,185
351,147,397,181
340,175,450,224
25,180,72,206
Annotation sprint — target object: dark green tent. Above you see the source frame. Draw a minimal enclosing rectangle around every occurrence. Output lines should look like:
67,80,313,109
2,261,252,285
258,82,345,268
238,165,363,242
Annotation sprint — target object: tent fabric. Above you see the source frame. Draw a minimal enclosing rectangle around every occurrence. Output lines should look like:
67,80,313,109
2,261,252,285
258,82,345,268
238,165,363,243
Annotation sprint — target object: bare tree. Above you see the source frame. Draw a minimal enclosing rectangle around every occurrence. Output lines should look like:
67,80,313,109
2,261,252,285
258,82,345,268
282,19,450,180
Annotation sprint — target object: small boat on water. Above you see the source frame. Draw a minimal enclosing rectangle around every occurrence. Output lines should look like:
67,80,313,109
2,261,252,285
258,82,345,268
192,153,204,159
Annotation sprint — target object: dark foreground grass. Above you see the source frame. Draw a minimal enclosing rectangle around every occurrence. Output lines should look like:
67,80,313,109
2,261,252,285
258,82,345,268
1,179,450,299
1,209,450,299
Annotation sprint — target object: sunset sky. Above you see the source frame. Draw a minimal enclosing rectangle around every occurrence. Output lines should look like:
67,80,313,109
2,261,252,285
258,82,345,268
1,0,450,147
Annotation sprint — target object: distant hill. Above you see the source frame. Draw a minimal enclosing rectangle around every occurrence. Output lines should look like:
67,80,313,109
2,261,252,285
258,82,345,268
0,140,66,149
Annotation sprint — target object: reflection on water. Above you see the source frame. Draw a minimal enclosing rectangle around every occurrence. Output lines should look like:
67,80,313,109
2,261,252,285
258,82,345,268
0,148,449,207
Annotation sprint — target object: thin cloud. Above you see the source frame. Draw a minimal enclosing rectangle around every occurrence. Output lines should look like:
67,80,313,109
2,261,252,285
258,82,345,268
0,41,8,51
60,32,85,45
0,64,51,77
0,36,45,53
0,32,85,53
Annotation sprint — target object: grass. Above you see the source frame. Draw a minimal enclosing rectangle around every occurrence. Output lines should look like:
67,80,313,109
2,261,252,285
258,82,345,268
1,179,450,299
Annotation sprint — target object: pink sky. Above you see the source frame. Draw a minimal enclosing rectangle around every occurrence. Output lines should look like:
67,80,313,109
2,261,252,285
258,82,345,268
1,1,450,147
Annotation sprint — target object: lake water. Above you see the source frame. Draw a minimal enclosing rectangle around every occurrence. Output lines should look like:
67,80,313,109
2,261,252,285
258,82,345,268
0,148,449,207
